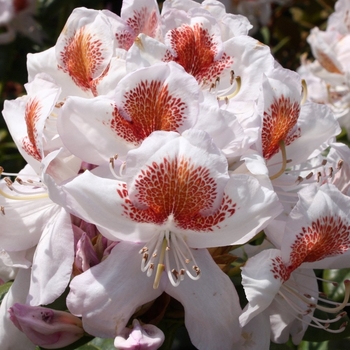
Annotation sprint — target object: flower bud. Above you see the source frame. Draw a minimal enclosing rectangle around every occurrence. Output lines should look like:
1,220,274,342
9,303,84,349
114,319,165,350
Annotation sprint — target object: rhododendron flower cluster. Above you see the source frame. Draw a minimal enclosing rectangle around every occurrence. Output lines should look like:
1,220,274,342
298,0,350,139
1,0,350,349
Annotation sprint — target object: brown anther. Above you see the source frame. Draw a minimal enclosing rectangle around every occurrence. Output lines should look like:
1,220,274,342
230,70,235,85
328,167,333,177
337,159,343,170
4,177,13,189
286,159,292,163
319,292,328,297
185,258,190,264
0,166,3,174
140,247,148,254
193,265,200,275
225,96,229,104
55,102,64,108
152,253,157,258
109,154,119,168
296,176,303,184
306,172,313,180
322,159,327,166
304,293,312,298
15,177,23,184
338,311,347,318
340,321,348,329
303,309,312,315
324,323,330,329
180,269,185,276
143,253,149,262
27,179,34,184
149,263,154,270
0,206,5,215
172,269,179,280
317,172,322,182
166,246,170,251
210,83,215,91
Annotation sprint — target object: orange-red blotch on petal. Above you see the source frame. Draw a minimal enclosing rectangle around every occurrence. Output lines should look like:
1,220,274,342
116,156,236,231
108,80,187,144
165,23,233,86
290,215,350,266
22,98,42,161
262,96,301,160
59,27,106,95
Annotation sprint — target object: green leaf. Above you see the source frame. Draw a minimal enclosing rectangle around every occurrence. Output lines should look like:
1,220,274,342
38,335,93,350
75,337,115,350
298,340,329,350
323,269,350,302
0,281,12,304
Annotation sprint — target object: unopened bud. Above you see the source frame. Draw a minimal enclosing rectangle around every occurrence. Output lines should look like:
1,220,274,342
9,303,84,349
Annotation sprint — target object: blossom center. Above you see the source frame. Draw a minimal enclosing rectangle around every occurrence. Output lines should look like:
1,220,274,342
139,230,200,289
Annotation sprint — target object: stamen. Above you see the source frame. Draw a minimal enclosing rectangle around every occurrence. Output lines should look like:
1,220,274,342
171,234,200,280
315,280,350,313
217,77,241,101
269,140,287,180
0,206,5,215
301,79,308,105
0,188,49,200
109,155,124,179
153,238,167,289
277,287,348,333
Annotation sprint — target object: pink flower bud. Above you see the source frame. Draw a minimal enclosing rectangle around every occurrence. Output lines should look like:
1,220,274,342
114,319,165,350
9,303,84,349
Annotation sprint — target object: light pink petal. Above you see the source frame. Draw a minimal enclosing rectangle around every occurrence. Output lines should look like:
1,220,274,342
27,48,91,98
121,0,162,41
56,8,114,96
281,184,350,269
240,249,283,327
67,242,161,338
59,62,200,163
27,208,74,306
2,74,60,172
221,36,274,100
0,182,59,252
166,248,242,349
269,269,318,344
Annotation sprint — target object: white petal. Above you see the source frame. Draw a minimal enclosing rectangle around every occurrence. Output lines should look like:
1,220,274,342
166,248,242,349
67,242,161,338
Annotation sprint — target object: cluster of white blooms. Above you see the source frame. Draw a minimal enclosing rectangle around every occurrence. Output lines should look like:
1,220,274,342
299,0,350,139
0,0,350,349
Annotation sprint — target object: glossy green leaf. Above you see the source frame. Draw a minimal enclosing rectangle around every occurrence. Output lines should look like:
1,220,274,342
323,269,350,302
0,281,12,304
76,337,115,350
